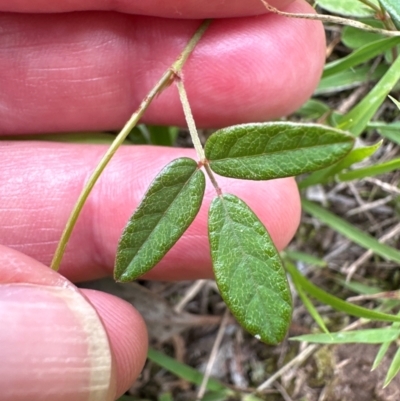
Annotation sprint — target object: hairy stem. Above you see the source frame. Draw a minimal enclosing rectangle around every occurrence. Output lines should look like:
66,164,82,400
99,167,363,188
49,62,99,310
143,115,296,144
261,0,400,37
51,19,212,271
204,163,222,196
175,78,222,195
176,79,206,161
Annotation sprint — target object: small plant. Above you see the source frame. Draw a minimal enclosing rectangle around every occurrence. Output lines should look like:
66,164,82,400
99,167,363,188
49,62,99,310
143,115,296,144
48,0,400,392
113,79,355,344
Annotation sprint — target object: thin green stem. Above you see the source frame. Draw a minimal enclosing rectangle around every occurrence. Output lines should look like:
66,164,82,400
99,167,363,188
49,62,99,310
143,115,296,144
357,0,381,14
51,19,212,271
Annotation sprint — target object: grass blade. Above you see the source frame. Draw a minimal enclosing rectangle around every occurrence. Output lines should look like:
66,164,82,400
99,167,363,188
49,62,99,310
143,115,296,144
337,53,400,135
373,341,392,370
285,263,400,323
316,64,387,95
291,328,400,344
384,347,400,387
368,121,400,145
338,157,400,181
284,250,327,267
302,199,400,264
288,262,330,334
323,36,400,78
147,348,228,393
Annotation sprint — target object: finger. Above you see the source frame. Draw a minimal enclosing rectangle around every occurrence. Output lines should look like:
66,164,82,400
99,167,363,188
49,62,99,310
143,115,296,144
0,142,301,282
81,289,148,398
0,0,293,18
0,245,148,400
0,0,325,135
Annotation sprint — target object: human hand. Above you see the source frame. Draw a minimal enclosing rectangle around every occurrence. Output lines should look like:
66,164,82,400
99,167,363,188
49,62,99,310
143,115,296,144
0,1,325,399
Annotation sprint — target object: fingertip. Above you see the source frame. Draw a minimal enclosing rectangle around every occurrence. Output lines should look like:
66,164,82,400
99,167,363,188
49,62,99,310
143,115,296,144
81,289,148,398
0,0,325,134
145,0,326,127
0,245,116,401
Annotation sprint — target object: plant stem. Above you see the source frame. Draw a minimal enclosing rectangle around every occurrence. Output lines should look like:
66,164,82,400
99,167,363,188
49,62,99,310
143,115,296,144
204,163,222,196
261,0,400,37
50,19,212,271
175,78,222,195
175,79,206,161
357,0,381,14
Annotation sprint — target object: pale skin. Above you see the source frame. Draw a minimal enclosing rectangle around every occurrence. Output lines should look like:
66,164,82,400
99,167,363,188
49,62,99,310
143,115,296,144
0,1,325,400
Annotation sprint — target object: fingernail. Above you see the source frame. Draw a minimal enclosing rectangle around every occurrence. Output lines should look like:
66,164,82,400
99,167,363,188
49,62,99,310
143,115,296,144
0,283,115,401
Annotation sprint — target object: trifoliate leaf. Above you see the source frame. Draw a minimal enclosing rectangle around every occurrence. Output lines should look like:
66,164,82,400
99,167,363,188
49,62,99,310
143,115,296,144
115,157,205,282
208,194,292,344
205,123,354,180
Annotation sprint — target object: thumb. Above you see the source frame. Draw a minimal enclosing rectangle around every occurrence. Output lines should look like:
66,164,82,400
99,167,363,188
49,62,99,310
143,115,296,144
0,245,148,401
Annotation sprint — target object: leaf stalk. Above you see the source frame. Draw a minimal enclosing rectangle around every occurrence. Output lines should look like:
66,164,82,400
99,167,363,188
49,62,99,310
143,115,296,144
176,78,223,195
176,79,206,161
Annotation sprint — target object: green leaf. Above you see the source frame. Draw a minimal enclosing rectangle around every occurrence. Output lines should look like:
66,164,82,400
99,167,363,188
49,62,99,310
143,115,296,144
369,121,400,145
204,123,354,181
373,313,400,372
208,194,292,344
302,199,400,264
147,125,179,147
384,347,400,387
158,393,173,401
299,140,382,188
286,262,400,323
316,0,379,17
373,341,392,370
295,99,330,120
316,64,387,95
337,53,400,136
128,125,151,144
389,94,400,109
287,262,330,334
283,250,327,267
338,157,400,181
201,391,239,401
291,328,400,344
114,158,205,282
341,24,384,49
323,37,400,78
380,0,400,29
337,279,383,296
147,348,229,393
128,125,179,146
325,140,382,175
